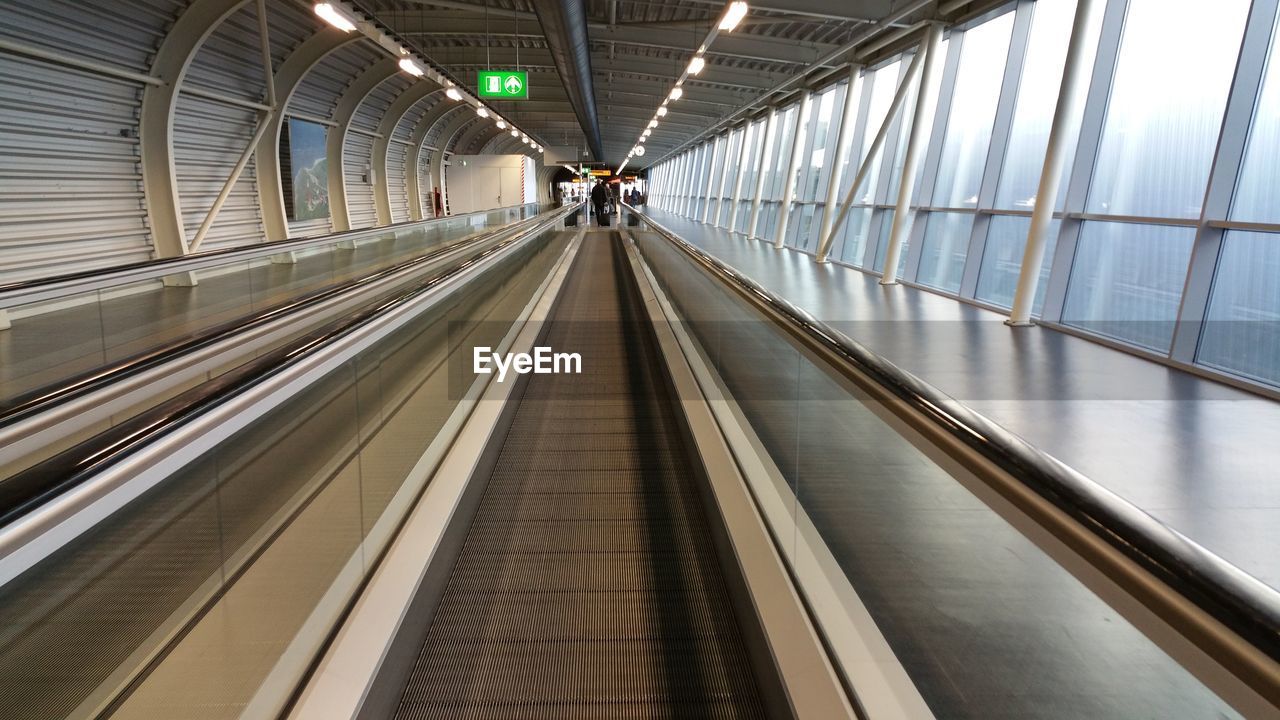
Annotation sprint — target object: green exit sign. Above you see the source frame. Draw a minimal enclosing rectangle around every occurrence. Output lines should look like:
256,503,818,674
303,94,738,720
477,70,529,99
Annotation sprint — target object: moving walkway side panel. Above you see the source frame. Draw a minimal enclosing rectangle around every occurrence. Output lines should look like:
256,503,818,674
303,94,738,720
0,218,575,720
379,233,771,719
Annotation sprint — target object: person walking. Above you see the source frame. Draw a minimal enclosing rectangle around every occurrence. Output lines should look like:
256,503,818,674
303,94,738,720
590,179,610,226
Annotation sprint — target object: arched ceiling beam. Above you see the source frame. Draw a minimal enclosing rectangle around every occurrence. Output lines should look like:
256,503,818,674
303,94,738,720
256,29,362,241
140,0,251,259
371,83,444,225
326,57,398,231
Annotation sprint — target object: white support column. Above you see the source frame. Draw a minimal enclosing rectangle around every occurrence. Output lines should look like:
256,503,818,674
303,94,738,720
1007,0,1101,324
774,89,812,249
701,135,722,223
748,108,778,239
817,64,864,261
683,145,702,217
727,123,753,231
881,23,942,284
816,46,924,262
712,129,737,227
676,150,690,216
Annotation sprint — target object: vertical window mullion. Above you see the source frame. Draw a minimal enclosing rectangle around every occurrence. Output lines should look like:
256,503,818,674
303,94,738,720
1170,0,1280,363
1040,0,1129,323
960,0,1036,299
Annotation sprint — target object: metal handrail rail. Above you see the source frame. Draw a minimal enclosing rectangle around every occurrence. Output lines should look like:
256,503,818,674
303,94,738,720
0,204,579,528
0,202,542,309
626,205,1280,673
0,209,553,429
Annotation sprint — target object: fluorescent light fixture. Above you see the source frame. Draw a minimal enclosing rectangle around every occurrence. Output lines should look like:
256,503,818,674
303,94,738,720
668,87,683,101
511,129,520,137
314,3,357,32
687,56,706,75
719,1,749,31
648,119,658,128
398,58,424,77
445,87,463,101
496,119,506,129
656,106,667,117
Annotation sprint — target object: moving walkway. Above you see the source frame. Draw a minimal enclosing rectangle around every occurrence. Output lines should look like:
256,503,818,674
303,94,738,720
0,204,549,479
0,207,1276,719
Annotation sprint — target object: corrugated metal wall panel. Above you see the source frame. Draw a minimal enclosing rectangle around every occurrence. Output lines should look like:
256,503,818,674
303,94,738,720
173,97,264,252
388,141,410,223
289,42,380,121
0,0,181,283
176,2,269,253
394,97,435,144
344,131,377,229
349,75,411,227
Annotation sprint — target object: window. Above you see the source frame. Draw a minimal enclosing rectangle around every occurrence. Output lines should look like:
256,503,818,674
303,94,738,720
718,128,744,226
1062,221,1196,351
845,60,902,205
1232,9,1280,224
933,14,1014,208
759,104,800,239
995,0,1100,211
732,120,762,232
1198,231,1280,384
975,216,1060,313
1087,0,1250,219
916,212,975,293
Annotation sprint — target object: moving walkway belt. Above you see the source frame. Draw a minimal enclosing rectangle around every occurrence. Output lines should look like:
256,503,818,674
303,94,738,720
391,232,766,718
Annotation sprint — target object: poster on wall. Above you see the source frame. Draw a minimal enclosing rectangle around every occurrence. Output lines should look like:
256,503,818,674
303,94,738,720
288,118,329,221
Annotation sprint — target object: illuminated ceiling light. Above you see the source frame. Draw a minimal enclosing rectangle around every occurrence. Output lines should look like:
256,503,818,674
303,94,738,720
445,87,463,101
511,129,520,137
668,86,683,101
656,106,667,117
314,3,358,32
719,1,749,32
633,145,646,156
639,136,646,143
398,58,424,77
687,56,706,75
648,119,658,128
642,129,651,137
496,119,507,129
476,106,489,118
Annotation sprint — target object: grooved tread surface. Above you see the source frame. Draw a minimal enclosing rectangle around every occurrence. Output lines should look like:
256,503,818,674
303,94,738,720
391,233,765,719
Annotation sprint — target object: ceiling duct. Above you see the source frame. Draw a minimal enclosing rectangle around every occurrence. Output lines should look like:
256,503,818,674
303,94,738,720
529,0,605,162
